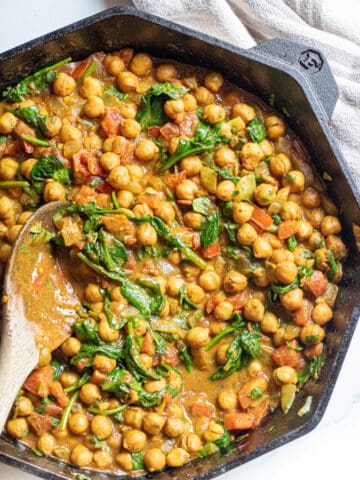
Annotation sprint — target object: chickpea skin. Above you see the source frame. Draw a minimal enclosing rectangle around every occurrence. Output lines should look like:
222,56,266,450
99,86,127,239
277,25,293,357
244,298,265,322
107,165,130,189
143,412,166,435
176,179,198,200
321,215,342,236
232,202,254,224
312,303,333,325
215,146,237,167
130,53,153,77
254,183,276,206
232,103,256,124
269,153,291,177
186,327,210,348
0,157,18,181
0,112,17,134
265,115,286,138
17,396,33,416
283,170,305,193
166,448,190,468
137,222,158,246
103,54,125,76
71,445,93,467
68,412,89,435
253,237,273,258
194,86,215,106
144,448,166,472
180,155,202,176
276,261,298,284
116,452,134,470
280,288,304,311
135,139,159,162
216,180,235,201
100,152,120,171
43,179,66,202
79,383,101,404
37,433,55,456
237,223,257,245
155,63,178,82
164,417,185,438
205,72,224,92
123,429,146,452
91,415,113,439
240,142,264,170
223,271,248,293
203,104,226,124
274,366,297,384
199,270,221,291
218,390,238,411
116,71,139,92
213,301,234,321
53,72,75,97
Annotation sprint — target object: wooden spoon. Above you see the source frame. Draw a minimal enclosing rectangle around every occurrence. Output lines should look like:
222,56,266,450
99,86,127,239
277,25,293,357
0,201,81,433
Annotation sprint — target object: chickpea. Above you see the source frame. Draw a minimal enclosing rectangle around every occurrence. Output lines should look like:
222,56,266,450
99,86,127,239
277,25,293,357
165,404,184,419
99,152,120,172
61,337,81,357
42,179,66,202
240,142,264,170
273,366,297,384
130,53,153,76
265,115,286,138
247,359,266,377
7,224,22,244
232,202,254,224
123,407,144,429
203,422,225,442
253,237,273,258
216,180,235,201
203,104,226,124
205,72,224,92
53,72,75,97
167,277,185,297
155,63,178,82
107,165,130,189
236,223,257,245
139,353,153,369
244,298,265,322
186,284,205,304
308,208,325,228
183,93,197,111
71,445,93,467
17,396,33,416
164,98,185,121
199,269,221,291
17,211,32,225
127,164,144,183
132,318,147,336
229,116,246,133
275,261,298,284
60,125,82,143
166,448,190,468
20,158,37,180
281,201,301,221
214,301,234,321
118,101,138,119
231,103,256,124
117,71,139,92
176,179,198,200
142,412,166,435
137,222,158,246
120,118,141,139
135,139,159,162
123,429,146,452
259,139,273,156
321,215,342,236
182,212,202,230
186,327,210,348
7,418,28,438
93,355,116,374
60,371,79,389
82,95,105,118
261,311,279,333
144,378,166,393
164,417,185,438
301,187,321,208
254,183,276,206
68,412,89,435
215,146,237,167
37,432,55,456
93,450,112,468
280,288,303,311
194,86,215,106
0,157,18,181
144,448,166,472
283,170,305,193
0,243,12,262
44,115,62,137
152,202,174,226
180,155,202,176
84,283,102,303
79,383,101,404
216,343,230,365
217,390,238,411
104,54,125,75
91,415,113,439
296,220,313,241
269,153,291,177
312,303,333,325
223,271,247,293
37,345,51,368
0,112,17,134
300,323,325,344
116,190,134,208
116,452,133,470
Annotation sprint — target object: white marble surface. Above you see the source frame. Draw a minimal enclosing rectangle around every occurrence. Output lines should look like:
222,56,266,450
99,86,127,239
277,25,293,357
0,1,359,479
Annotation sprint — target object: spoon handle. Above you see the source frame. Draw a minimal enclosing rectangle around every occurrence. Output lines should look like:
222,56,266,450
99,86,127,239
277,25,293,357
0,296,38,434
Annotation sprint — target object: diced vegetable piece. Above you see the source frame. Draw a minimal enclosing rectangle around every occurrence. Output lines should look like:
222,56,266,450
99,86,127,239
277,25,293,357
305,270,328,298
223,412,254,430
201,241,221,259
277,220,298,240
268,186,290,215
233,173,256,201
200,166,217,193
249,205,273,233
49,382,70,408
280,384,296,414
28,414,52,436
24,365,53,399
190,402,215,418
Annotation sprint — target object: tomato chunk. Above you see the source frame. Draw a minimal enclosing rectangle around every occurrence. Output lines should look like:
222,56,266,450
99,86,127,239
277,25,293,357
223,412,254,430
305,270,328,297
24,365,53,399
190,402,215,418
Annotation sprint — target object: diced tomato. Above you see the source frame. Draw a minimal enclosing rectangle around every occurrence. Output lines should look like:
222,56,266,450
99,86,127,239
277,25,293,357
325,235,347,259
75,357,90,371
305,270,328,297
271,342,302,368
21,139,34,153
292,298,312,326
140,332,155,356
163,171,187,190
249,205,273,233
49,382,70,408
163,345,179,367
74,185,110,208
249,398,270,427
72,58,91,80
162,390,172,406
100,107,122,137
101,214,136,237
304,342,324,359
205,292,226,314
227,290,249,311
192,232,201,250
74,240,85,250
177,112,199,137
137,193,162,210
123,252,136,270
44,401,63,417
24,365,53,399
277,220,298,240
159,122,180,141
121,140,135,165
177,199,193,206
28,414,52,436
190,402,214,418
3,140,20,155
91,369,108,385
147,126,161,138
223,412,254,430
201,241,220,259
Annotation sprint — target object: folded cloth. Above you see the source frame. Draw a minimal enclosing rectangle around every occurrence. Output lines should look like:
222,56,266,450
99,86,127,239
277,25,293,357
132,0,360,183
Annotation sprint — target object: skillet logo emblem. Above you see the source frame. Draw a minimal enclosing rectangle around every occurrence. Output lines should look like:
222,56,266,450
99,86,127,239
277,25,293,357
299,50,324,74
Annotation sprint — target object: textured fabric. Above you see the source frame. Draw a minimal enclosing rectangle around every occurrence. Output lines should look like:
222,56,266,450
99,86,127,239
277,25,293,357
132,0,360,183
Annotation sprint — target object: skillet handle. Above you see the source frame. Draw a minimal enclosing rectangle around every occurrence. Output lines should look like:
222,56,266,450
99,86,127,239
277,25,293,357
251,38,338,119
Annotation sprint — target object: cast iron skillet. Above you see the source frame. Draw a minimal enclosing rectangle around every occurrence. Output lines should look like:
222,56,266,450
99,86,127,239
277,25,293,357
0,6,360,480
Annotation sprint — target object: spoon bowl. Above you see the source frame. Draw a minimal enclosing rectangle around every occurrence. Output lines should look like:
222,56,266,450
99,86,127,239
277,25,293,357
0,201,81,433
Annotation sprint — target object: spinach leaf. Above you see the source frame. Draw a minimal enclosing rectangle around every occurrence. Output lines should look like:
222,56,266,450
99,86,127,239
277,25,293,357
214,166,240,184
125,322,159,380
64,371,91,394
9,105,48,134
297,353,325,388
270,279,299,295
192,196,214,215
136,277,166,315
30,155,70,184
72,319,100,344
247,118,267,143
179,284,197,311
77,61,96,86
200,209,220,247
30,222,55,245
104,85,128,102
159,120,230,172
120,278,152,317
239,322,261,358
178,344,193,373
51,360,66,381
213,422,232,449
327,249,338,275
71,340,124,365
131,452,144,471
248,387,263,399
2,57,71,103
205,313,244,350
287,235,298,252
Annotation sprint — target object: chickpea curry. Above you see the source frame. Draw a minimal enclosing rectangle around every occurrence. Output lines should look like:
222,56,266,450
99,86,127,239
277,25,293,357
0,50,347,475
